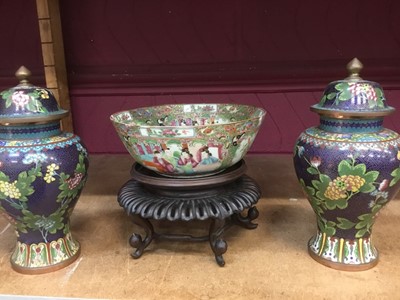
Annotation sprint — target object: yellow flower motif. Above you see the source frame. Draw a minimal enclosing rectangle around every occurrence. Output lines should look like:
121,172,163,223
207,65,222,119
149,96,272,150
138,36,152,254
47,163,60,172
0,181,22,199
44,163,60,183
397,151,400,161
40,89,50,99
44,173,56,183
324,175,365,200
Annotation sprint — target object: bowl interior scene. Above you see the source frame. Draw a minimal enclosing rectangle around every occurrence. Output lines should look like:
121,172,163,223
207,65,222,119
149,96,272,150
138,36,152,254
111,103,266,177
111,103,265,127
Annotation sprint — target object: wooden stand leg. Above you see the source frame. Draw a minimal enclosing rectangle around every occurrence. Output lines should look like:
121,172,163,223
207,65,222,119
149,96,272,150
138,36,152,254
231,206,259,229
129,215,155,259
209,218,228,267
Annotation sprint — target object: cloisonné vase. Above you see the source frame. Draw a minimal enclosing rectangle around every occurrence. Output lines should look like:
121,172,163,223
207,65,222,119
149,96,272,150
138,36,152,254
0,67,89,274
293,58,400,271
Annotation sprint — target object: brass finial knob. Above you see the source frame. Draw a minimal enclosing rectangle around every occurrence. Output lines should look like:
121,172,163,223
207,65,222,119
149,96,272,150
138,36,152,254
346,58,363,80
15,66,32,85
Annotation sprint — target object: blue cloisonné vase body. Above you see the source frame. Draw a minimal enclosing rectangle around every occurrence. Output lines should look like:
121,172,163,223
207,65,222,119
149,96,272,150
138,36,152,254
0,67,89,274
293,59,400,271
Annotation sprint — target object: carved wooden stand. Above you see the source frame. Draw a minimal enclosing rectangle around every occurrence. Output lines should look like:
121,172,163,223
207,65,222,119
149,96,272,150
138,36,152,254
117,160,261,266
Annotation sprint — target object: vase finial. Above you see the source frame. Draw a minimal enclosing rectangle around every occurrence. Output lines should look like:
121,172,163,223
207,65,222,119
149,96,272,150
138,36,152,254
346,58,363,80
15,66,32,85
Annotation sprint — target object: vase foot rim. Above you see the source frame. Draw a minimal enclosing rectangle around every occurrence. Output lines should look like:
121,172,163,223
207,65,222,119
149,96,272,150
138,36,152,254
10,246,81,275
308,247,378,271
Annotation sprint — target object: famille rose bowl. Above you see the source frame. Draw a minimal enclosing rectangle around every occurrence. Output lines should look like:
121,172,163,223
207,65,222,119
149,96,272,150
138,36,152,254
110,103,265,177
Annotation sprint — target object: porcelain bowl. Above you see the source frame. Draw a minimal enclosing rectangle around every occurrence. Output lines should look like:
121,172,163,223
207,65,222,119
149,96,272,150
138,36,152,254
110,103,266,177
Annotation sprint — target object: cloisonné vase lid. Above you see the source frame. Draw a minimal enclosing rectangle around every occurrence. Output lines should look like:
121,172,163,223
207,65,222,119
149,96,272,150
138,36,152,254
310,58,395,118
0,66,68,124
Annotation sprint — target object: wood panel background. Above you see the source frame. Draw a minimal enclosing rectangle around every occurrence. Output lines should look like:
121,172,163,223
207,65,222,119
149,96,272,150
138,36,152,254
1,0,400,153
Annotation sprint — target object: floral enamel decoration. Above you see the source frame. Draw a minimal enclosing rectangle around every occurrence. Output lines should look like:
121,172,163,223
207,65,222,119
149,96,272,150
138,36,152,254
0,66,89,274
0,88,52,114
320,82,385,109
293,58,400,271
0,152,87,243
11,91,30,111
297,153,389,238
